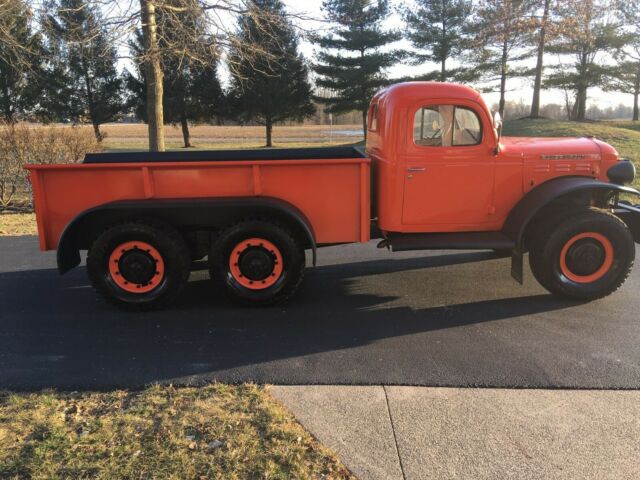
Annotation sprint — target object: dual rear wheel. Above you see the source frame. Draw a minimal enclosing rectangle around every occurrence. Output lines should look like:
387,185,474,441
208,219,305,306
86,219,304,309
86,221,191,310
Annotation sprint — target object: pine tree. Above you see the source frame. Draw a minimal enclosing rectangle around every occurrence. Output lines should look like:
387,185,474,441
545,0,628,121
43,0,123,140
609,0,640,121
400,0,473,82
228,0,314,147
607,62,640,121
471,0,536,119
126,7,224,148
0,0,45,122
313,0,400,138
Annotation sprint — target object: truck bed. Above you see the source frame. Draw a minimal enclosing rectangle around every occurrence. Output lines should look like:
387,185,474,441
27,147,371,251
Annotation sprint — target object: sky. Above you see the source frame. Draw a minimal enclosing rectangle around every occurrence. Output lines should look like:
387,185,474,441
107,0,630,112
283,0,630,111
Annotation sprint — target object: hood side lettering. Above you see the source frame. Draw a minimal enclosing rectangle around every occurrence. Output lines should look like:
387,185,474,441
540,154,601,161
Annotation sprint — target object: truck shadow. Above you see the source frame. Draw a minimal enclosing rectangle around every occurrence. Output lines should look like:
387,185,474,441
0,251,592,390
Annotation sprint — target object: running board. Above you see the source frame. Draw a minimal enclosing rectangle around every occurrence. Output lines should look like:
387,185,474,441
386,231,515,252
385,231,523,285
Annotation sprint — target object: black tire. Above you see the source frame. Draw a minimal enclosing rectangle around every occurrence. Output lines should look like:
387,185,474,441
528,207,635,300
86,221,191,310
209,219,305,306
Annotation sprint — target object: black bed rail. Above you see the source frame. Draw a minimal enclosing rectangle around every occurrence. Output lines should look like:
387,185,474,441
84,146,367,164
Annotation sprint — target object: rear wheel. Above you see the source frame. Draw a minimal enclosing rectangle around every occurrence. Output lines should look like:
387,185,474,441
86,221,191,310
528,208,635,300
209,219,305,305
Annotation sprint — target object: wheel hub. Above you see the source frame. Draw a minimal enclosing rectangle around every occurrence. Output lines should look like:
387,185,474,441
229,238,284,290
238,247,276,281
108,241,165,293
118,250,157,284
559,232,614,284
564,239,606,276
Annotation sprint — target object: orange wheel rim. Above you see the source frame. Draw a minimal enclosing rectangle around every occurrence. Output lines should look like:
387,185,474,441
559,232,614,284
108,241,165,293
229,238,283,290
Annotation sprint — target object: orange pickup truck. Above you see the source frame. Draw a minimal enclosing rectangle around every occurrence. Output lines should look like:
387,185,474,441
27,82,640,309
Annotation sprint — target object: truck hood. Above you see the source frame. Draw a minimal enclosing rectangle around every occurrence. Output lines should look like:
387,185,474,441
501,136,602,160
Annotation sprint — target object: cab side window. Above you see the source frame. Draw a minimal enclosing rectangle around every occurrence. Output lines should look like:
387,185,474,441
369,104,378,131
413,106,452,147
413,105,482,147
453,107,482,146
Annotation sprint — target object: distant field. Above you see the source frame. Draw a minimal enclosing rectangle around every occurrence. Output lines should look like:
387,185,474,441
101,123,364,151
503,118,640,191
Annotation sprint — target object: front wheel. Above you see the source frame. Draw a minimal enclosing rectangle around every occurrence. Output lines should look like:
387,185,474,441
209,219,305,306
528,208,635,300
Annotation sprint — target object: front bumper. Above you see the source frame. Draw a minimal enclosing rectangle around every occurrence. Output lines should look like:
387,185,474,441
614,202,640,243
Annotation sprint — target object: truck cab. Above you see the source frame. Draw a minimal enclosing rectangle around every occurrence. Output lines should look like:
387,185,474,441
366,82,625,234
27,82,640,310
368,82,501,232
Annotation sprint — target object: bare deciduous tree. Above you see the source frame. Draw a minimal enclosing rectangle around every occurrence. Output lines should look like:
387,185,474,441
0,1,37,67
28,0,301,151
545,0,627,121
529,0,552,118
0,0,45,122
139,0,165,150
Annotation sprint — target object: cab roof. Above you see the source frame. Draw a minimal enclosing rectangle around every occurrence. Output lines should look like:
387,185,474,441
373,82,483,104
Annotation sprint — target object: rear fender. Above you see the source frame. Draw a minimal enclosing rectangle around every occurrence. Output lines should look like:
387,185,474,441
503,176,640,251
57,196,317,274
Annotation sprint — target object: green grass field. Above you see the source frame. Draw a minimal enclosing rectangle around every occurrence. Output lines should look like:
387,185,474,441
502,118,640,191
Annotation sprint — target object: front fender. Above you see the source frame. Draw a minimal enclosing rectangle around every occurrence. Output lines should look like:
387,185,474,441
503,176,640,250
57,196,318,274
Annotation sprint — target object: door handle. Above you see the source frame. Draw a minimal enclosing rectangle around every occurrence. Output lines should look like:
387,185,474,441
407,167,426,172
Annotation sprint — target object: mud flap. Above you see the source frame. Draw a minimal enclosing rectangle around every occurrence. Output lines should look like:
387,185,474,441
511,250,524,285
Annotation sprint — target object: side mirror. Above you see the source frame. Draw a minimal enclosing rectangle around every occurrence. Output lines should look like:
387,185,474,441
493,111,503,154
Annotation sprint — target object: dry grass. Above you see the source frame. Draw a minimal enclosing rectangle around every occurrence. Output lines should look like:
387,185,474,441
0,384,355,480
0,213,37,235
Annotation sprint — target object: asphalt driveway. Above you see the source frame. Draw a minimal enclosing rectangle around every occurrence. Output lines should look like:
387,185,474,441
1,236,639,390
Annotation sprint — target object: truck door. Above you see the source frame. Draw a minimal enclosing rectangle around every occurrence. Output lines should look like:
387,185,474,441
402,103,496,228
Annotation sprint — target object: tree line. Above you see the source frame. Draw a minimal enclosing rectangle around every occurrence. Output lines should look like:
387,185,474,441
1,0,639,152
